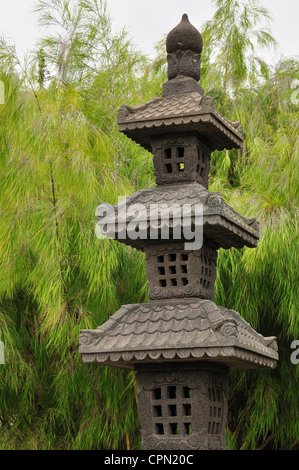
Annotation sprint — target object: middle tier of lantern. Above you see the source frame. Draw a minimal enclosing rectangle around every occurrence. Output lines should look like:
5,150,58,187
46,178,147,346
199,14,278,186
96,183,259,302
152,133,211,188
96,183,260,251
145,241,217,301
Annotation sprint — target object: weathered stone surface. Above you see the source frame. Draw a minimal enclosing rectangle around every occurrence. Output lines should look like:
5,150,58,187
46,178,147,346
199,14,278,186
135,362,228,450
152,133,211,187
79,13,279,451
166,14,203,55
117,92,243,152
96,184,260,250
166,14,203,82
162,76,204,98
79,299,278,370
167,49,202,82
145,242,217,301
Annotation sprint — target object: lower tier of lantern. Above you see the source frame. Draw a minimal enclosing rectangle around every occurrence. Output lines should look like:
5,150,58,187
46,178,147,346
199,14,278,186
135,362,228,450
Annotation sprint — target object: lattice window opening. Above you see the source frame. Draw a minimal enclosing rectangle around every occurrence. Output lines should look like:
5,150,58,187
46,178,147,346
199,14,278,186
155,423,164,435
168,421,193,436
164,148,172,159
167,386,177,399
151,385,193,437
208,387,222,402
163,146,186,174
195,147,211,187
199,250,217,291
183,403,191,416
196,148,205,178
153,405,162,417
208,386,223,435
156,253,190,288
153,387,162,400
148,247,217,299
168,404,177,416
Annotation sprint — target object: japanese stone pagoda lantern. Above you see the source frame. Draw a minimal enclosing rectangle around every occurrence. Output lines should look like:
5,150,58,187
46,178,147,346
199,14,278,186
79,14,278,451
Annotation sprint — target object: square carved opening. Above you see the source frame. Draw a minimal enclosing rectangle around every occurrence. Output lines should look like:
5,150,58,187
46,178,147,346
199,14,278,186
151,384,193,438
156,253,190,289
208,387,224,435
162,147,186,175
152,135,211,186
146,244,217,301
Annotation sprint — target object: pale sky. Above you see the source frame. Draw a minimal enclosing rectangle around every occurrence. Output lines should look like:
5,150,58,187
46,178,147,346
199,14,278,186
0,0,298,64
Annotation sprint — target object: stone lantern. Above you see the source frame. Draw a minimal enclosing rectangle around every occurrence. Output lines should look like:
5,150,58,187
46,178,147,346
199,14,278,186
79,14,278,451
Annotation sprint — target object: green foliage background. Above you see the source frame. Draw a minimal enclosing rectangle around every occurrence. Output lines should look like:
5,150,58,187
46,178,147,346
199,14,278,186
0,0,298,450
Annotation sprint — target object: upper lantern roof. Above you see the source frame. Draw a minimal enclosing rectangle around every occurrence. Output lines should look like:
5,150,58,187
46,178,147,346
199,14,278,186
117,93,243,152
117,14,243,152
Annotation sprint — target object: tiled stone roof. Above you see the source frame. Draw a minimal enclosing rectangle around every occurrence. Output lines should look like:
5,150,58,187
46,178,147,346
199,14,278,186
79,299,278,370
117,93,243,151
96,184,260,250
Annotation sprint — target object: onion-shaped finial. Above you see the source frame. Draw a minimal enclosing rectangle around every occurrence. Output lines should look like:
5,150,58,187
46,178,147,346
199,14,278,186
166,14,203,55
